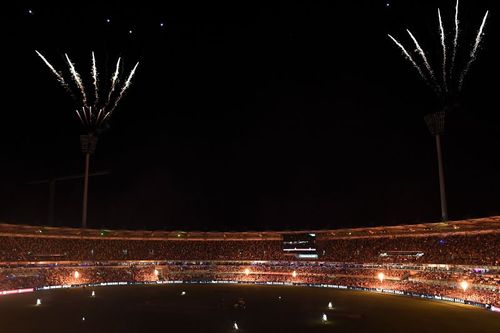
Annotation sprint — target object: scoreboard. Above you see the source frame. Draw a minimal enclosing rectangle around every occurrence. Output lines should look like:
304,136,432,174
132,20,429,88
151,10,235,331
282,233,318,259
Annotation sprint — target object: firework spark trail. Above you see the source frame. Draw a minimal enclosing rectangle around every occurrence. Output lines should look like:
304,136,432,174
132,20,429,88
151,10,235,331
406,30,439,92
388,34,429,85
92,52,99,107
96,108,103,123
84,106,91,124
95,108,107,128
65,53,88,107
438,9,448,93
109,62,139,113
459,10,489,91
75,109,85,126
106,57,121,108
96,110,111,128
37,51,138,131
35,50,71,92
87,106,93,123
451,0,460,80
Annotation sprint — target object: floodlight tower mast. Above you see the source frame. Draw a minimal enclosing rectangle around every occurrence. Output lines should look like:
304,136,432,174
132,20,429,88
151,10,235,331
424,110,448,221
80,133,98,228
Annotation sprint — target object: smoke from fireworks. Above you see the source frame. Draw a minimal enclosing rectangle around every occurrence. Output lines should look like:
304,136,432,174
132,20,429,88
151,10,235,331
389,0,489,97
36,51,139,132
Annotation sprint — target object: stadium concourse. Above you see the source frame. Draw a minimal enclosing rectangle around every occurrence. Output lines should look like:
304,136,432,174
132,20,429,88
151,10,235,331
0,216,499,308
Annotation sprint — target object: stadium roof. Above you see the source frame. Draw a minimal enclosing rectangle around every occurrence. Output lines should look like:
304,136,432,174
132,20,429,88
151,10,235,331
0,216,498,241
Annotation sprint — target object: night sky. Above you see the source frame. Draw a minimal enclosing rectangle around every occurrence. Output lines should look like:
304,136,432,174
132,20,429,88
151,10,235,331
0,0,499,231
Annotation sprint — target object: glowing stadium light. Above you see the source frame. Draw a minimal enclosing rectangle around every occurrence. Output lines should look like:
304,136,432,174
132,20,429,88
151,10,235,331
82,316,86,321
73,271,80,279
328,301,333,309
378,272,385,282
36,298,41,306
292,270,297,278
322,313,328,322
181,291,186,295
244,268,250,276
91,291,95,297
233,322,239,330
154,269,159,276
460,280,469,292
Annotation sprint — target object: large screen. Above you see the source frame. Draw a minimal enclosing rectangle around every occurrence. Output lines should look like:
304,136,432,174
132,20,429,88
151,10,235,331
282,233,317,258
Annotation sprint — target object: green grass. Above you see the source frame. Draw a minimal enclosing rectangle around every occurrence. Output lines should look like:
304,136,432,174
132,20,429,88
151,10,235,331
0,284,498,332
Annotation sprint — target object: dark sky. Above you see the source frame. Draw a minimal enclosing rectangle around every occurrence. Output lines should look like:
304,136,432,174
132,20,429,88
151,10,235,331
0,0,499,231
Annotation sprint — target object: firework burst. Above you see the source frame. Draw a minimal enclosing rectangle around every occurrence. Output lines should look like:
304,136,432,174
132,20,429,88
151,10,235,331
36,51,139,133
458,10,489,91
35,51,72,95
388,0,489,98
91,52,99,108
438,9,448,94
387,34,429,87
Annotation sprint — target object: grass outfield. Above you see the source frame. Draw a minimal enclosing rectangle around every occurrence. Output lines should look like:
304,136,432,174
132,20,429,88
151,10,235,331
0,284,498,332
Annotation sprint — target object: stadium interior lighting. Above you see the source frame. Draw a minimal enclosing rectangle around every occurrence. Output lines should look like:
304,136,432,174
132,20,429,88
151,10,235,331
181,291,186,295
322,313,327,322
460,280,469,292
82,316,85,321
244,268,250,276
328,301,333,309
233,322,239,330
73,271,80,279
378,272,385,282
91,290,95,297
292,270,297,278
36,298,41,306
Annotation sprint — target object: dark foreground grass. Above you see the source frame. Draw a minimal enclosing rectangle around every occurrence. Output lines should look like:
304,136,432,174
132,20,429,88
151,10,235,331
0,284,498,332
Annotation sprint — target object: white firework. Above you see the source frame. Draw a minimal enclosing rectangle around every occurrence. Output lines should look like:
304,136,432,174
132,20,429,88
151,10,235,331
388,35,428,83
389,2,489,96
35,50,71,93
450,0,460,78
109,61,139,114
438,9,448,93
92,52,99,107
406,29,437,84
106,57,121,108
65,53,88,107
36,52,139,131
459,10,489,91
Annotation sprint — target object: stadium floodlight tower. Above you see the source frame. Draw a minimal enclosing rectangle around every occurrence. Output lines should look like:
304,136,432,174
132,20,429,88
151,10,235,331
35,51,139,228
80,133,99,228
424,110,447,221
387,0,490,222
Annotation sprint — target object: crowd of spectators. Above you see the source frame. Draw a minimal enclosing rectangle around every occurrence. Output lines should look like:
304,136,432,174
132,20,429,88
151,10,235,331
0,232,498,265
0,230,498,307
316,233,499,265
1,261,498,306
0,236,287,262
0,265,158,290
